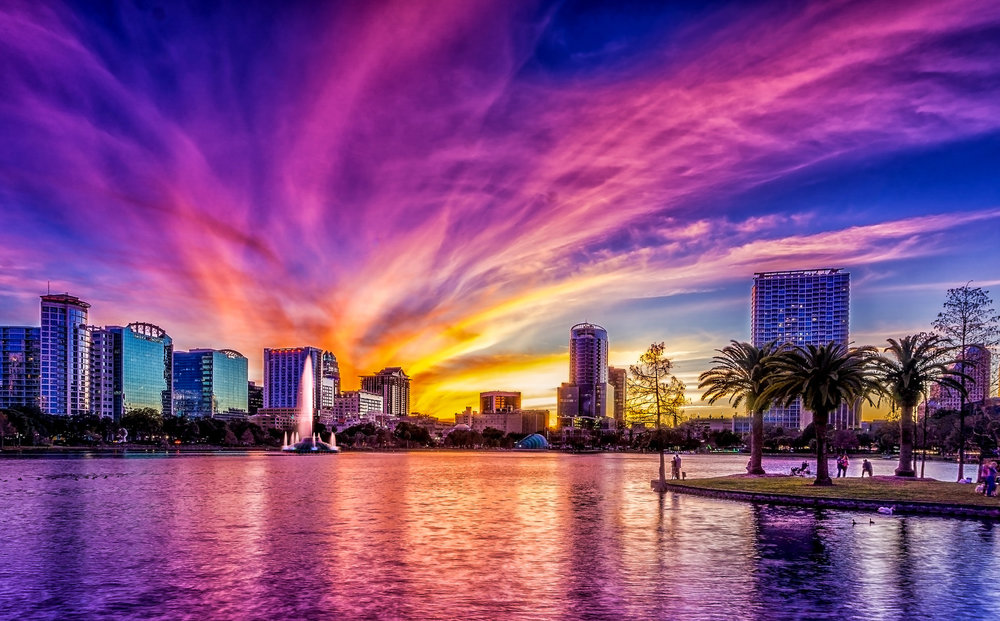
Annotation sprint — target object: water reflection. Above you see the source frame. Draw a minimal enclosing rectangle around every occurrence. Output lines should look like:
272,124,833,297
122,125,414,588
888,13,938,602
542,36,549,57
1,453,998,620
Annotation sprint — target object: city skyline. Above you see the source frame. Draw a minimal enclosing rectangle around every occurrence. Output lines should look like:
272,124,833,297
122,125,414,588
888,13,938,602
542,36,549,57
3,1,1000,418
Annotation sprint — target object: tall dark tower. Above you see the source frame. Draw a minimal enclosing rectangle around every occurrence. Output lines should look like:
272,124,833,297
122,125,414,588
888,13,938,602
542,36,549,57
558,323,613,428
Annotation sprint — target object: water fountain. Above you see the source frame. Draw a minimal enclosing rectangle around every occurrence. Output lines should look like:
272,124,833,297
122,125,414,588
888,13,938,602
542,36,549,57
281,354,339,453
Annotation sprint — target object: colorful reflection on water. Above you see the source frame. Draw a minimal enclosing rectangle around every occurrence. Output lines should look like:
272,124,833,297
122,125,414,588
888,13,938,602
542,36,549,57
0,452,997,620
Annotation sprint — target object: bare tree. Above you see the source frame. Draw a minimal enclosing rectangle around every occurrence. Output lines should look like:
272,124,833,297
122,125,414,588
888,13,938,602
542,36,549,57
932,283,1000,481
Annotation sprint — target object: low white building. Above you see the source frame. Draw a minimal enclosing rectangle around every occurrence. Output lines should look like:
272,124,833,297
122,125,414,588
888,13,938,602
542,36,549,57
332,390,384,423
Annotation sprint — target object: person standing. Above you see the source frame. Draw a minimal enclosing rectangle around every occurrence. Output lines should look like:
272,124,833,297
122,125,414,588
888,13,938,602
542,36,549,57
672,453,682,480
986,462,998,497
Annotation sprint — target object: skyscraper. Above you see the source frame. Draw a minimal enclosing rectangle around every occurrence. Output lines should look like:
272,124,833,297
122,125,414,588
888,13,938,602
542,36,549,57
929,344,992,411
0,326,41,409
89,327,115,418
608,366,627,424
360,367,410,416
247,381,264,415
108,323,174,419
173,349,249,418
751,269,852,429
263,347,340,411
40,294,91,416
557,322,614,427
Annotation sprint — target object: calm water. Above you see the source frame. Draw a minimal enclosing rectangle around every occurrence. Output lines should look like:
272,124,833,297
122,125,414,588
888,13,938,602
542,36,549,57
1,452,997,620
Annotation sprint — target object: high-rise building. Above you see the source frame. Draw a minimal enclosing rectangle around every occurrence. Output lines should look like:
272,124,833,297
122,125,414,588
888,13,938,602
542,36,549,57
608,366,627,424
0,326,41,409
89,327,115,418
173,349,249,418
248,381,264,415
360,367,410,416
557,322,614,428
40,294,91,416
107,323,173,419
751,269,853,430
929,344,992,411
480,391,521,413
263,347,340,411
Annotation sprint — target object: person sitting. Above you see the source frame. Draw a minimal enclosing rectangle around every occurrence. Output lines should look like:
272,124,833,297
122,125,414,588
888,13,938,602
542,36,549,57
791,461,809,476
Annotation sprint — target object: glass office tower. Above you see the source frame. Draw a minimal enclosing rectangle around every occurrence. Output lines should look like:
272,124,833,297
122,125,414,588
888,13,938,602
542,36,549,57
40,294,91,416
263,347,340,411
0,326,41,409
751,269,853,429
173,349,249,418
109,323,173,420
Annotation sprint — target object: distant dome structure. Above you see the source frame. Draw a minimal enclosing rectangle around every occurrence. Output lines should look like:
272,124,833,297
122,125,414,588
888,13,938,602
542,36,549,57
452,424,471,432
515,433,549,450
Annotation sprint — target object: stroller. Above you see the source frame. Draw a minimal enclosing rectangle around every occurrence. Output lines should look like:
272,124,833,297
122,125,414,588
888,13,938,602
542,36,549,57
791,461,811,476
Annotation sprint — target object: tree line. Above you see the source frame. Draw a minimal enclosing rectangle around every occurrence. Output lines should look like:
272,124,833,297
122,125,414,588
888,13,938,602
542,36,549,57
633,281,998,486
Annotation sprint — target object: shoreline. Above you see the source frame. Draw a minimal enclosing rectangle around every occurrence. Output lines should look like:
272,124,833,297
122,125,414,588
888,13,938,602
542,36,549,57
660,474,1000,518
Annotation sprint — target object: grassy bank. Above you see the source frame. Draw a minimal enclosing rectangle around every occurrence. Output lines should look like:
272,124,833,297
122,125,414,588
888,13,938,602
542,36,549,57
663,474,1000,515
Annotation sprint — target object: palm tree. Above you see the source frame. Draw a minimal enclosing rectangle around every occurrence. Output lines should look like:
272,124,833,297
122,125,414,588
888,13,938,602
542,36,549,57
763,342,878,486
872,333,967,477
699,340,783,475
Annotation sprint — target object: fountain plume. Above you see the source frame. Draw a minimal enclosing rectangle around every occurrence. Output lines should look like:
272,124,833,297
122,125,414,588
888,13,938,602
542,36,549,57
282,352,339,453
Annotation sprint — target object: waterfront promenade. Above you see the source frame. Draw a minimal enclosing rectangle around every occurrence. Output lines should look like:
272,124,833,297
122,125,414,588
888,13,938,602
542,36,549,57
661,474,1000,518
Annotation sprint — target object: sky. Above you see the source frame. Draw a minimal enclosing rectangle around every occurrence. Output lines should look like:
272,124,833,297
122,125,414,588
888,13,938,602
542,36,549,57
2,0,999,420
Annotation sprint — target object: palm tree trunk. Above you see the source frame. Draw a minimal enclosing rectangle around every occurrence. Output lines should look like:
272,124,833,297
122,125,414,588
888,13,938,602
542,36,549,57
749,408,765,474
957,392,967,481
814,412,833,486
895,403,915,477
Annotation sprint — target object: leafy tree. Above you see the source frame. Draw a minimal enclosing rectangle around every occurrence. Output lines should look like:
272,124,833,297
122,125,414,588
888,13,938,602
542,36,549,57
699,340,783,475
121,408,163,442
481,427,505,448
240,429,255,445
444,428,483,448
628,342,680,487
394,421,432,447
0,410,17,448
197,418,231,446
970,402,1000,465
708,429,742,450
763,343,878,486
932,283,1000,480
831,429,859,452
872,333,967,477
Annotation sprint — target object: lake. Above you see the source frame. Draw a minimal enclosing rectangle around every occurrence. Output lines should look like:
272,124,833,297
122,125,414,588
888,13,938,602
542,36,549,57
1,452,997,620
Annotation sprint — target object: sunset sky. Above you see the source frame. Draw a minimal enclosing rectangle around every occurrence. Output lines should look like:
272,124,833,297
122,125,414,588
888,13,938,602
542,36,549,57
2,0,999,419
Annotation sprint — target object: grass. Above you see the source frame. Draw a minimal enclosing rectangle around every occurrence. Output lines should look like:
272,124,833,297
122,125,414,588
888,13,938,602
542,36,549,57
667,474,999,508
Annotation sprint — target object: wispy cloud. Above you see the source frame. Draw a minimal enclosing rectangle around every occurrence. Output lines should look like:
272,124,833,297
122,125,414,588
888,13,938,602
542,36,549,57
1,0,999,416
